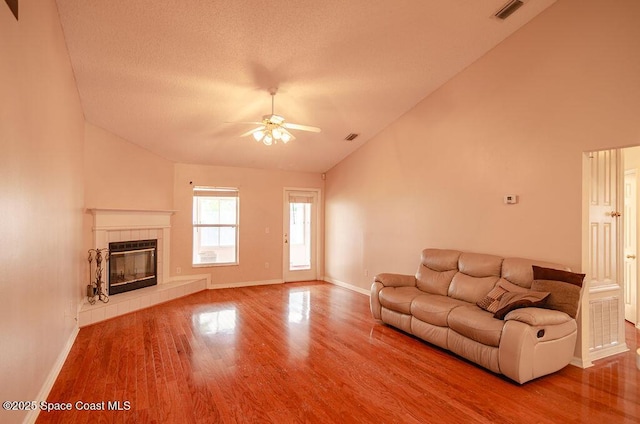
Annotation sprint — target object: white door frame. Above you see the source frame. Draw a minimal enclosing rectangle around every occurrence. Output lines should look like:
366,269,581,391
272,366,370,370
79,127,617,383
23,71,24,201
283,188,322,282
623,169,638,325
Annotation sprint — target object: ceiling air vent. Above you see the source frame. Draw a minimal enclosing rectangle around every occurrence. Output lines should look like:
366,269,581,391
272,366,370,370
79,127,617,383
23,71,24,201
344,133,359,141
495,0,524,20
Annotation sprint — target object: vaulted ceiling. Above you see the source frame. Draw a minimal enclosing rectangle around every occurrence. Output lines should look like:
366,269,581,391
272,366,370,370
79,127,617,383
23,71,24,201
56,0,556,173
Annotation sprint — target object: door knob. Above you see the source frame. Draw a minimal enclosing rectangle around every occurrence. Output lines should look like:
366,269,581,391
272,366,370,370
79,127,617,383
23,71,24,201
627,254,636,259
608,211,621,218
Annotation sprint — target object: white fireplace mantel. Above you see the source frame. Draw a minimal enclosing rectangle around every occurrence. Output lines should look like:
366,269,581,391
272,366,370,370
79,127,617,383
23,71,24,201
88,208,176,231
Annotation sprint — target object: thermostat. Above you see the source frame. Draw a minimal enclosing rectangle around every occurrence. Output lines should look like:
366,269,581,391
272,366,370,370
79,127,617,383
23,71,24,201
504,195,518,204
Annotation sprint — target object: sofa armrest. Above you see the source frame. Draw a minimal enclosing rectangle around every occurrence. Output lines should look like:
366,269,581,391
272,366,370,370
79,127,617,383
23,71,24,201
504,307,572,326
374,273,416,287
499,308,577,384
370,282,384,319
370,273,415,320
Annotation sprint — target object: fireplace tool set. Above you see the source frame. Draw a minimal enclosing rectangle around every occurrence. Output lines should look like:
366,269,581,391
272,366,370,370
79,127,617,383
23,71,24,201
87,248,109,304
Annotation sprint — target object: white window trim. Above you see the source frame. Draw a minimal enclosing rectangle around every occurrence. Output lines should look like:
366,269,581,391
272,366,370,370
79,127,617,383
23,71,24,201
192,187,239,267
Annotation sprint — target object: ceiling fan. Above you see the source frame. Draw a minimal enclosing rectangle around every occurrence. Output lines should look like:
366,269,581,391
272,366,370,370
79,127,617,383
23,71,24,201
233,89,321,145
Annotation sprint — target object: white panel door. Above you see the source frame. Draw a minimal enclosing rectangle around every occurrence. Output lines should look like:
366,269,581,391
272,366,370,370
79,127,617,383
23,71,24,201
283,190,318,282
623,170,637,324
588,149,620,288
587,149,628,359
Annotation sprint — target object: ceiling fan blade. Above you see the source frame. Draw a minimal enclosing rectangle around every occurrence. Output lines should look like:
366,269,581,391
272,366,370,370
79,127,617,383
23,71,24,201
282,122,322,133
239,126,265,137
225,121,265,126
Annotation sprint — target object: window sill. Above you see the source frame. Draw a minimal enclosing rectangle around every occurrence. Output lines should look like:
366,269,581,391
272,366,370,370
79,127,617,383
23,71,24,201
192,262,239,268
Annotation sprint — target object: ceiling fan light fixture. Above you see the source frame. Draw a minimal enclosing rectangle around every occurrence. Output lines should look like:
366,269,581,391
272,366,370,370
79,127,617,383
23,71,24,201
253,130,265,142
234,90,320,146
270,115,285,125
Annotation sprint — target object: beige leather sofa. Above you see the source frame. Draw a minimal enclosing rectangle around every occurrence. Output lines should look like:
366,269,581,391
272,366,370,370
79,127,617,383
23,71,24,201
370,249,582,384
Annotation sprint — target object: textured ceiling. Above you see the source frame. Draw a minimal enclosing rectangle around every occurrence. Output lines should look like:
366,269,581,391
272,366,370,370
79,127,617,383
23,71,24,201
55,0,556,173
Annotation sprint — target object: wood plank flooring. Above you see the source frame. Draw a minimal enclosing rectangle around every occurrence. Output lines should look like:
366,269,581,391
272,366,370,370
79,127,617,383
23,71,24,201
37,281,640,423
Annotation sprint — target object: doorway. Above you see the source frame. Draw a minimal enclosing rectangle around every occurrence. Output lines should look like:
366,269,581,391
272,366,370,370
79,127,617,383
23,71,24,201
283,189,319,282
583,149,630,362
623,147,640,326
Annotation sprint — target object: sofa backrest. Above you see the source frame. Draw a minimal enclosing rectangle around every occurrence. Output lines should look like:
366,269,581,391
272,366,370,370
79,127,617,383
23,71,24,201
415,249,460,295
500,257,569,289
448,252,503,303
415,248,568,302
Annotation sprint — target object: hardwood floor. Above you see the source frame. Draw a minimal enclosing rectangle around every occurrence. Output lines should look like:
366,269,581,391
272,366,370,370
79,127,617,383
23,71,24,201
37,281,639,423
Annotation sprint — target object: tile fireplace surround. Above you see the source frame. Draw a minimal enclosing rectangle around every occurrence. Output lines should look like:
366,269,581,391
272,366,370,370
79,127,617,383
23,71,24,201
79,209,209,327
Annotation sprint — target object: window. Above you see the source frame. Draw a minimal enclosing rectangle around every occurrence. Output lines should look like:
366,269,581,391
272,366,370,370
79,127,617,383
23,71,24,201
192,187,239,266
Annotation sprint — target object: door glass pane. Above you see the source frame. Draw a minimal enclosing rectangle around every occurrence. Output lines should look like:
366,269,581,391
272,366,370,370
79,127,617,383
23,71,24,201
289,202,311,271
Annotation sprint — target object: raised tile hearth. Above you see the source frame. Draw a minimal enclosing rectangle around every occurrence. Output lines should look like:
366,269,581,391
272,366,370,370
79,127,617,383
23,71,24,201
78,277,207,327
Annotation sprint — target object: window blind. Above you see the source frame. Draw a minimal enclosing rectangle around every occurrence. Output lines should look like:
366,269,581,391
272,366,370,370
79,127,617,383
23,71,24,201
193,187,239,197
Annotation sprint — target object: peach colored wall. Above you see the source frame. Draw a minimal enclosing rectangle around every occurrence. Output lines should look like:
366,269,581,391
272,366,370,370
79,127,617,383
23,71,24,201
0,2,85,424
325,0,640,291
82,122,175,252
83,122,174,211
172,163,324,285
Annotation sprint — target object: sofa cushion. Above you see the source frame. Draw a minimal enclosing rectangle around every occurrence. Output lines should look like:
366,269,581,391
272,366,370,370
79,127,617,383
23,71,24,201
416,267,457,295
411,294,467,327
476,284,509,313
415,249,460,295
492,290,550,320
448,273,500,304
531,266,585,319
420,248,461,271
448,305,504,347
458,252,503,278
379,286,424,315
447,252,503,303
477,280,530,313
475,280,548,320
493,279,530,293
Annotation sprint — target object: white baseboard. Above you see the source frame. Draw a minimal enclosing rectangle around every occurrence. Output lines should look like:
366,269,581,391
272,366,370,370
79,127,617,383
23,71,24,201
589,342,630,363
323,277,370,296
209,279,283,289
570,356,593,369
24,325,79,424
166,273,211,286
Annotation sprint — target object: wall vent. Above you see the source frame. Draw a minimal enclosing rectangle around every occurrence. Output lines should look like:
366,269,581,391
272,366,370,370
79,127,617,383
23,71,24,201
495,0,524,20
344,133,359,141
589,297,620,351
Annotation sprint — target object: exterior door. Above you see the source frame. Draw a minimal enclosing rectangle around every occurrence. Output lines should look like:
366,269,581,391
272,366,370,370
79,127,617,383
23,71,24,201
624,170,638,324
283,190,318,282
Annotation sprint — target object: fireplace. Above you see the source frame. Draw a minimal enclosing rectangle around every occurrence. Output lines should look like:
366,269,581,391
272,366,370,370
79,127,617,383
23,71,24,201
108,239,157,295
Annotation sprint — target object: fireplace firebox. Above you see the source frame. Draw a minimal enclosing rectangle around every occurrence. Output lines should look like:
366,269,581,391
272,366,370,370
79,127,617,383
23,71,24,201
108,239,157,295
